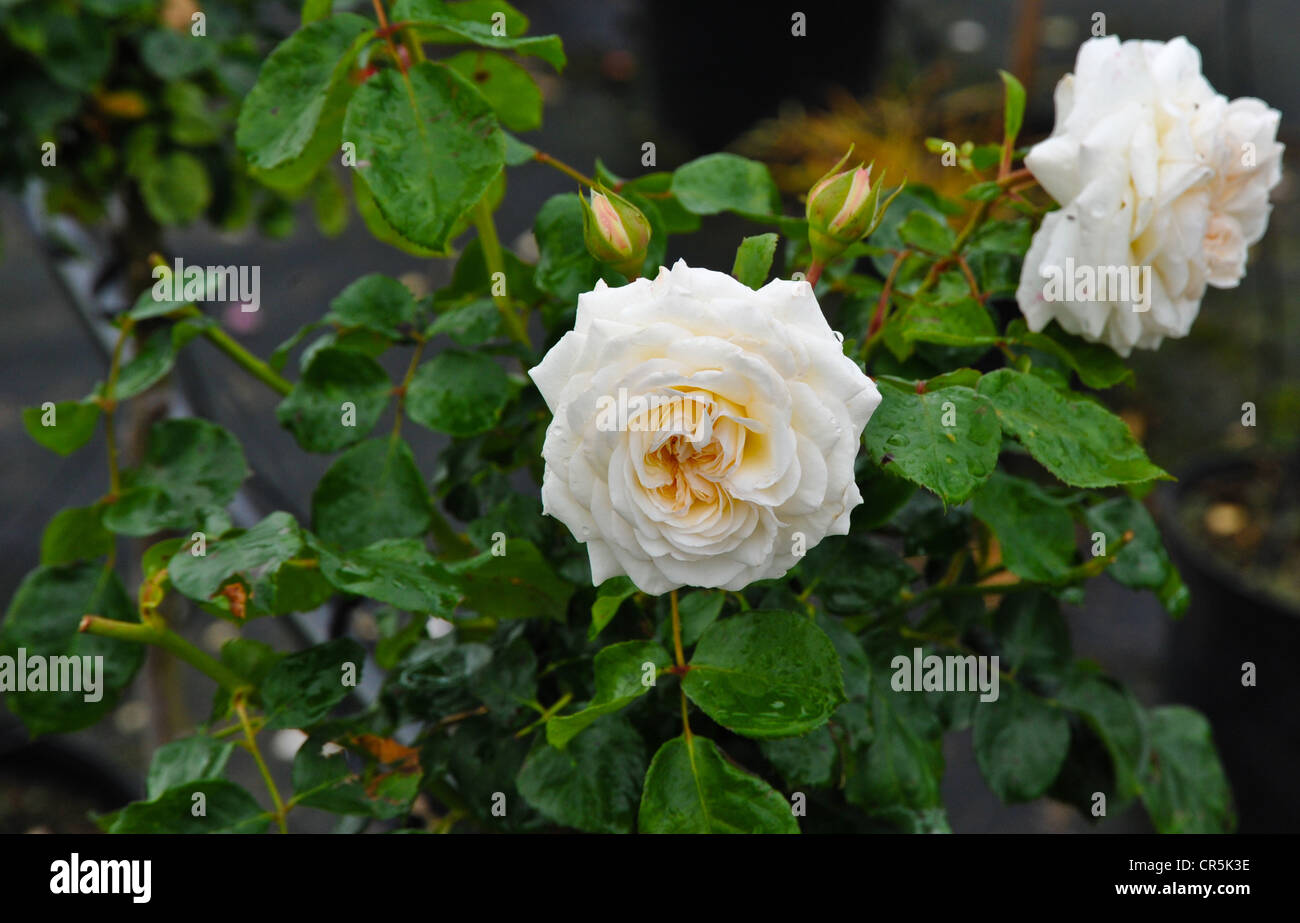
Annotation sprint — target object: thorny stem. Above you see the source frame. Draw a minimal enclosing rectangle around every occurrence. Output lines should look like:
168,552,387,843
371,0,406,73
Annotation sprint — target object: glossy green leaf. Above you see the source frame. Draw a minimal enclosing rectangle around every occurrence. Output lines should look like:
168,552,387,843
325,274,419,338
140,152,211,225
344,61,504,252
40,505,114,565
21,400,100,456
102,419,248,536
683,610,845,739
100,780,269,834
991,591,1070,677
146,735,235,800
844,677,944,812
406,350,510,437
670,153,780,217
1141,706,1235,833
589,576,636,639
638,735,798,834
0,563,144,736
971,472,1076,582
547,640,671,748
864,380,999,505
518,714,646,833
1085,495,1187,615
236,15,373,176
443,50,542,132
533,193,601,301
972,683,1069,802
446,538,573,620
900,295,997,347
731,232,778,289
311,438,432,549
168,512,304,612
261,637,365,730
314,537,460,614
276,347,391,452
897,211,955,254
976,369,1168,487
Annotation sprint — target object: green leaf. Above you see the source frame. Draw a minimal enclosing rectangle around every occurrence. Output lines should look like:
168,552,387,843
393,0,531,37
1006,319,1134,389
314,537,460,614
399,4,565,70
971,472,1076,582
1085,495,1187,615
533,193,601,301
167,512,304,618
344,61,505,253
897,211,955,254
638,735,798,834
146,735,235,800
1141,706,1235,833
547,640,671,748
311,167,349,236
731,233,779,289
138,28,217,81
677,590,725,646
236,14,373,176
976,368,1169,487
311,438,432,550
425,298,501,346
991,591,1070,675
301,0,333,24
1054,668,1147,807
443,50,542,132
291,733,421,819
100,780,269,834
446,538,574,621
670,153,780,217
276,347,391,452
864,380,999,505
112,320,210,400
589,576,636,639
998,69,1027,146
261,637,364,730
102,419,248,536
325,273,419,338
406,350,510,437
40,505,114,565
518,714,646,833
800,533,915,615
900,296,997,347
140,151,211,225
844,676,944,812
972,683,1069,802
1,564,144,736
22,400,100,455
682,610,845,739
760,726,836,788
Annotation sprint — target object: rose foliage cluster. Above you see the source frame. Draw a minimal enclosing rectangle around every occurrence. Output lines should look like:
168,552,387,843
4,1,1271,834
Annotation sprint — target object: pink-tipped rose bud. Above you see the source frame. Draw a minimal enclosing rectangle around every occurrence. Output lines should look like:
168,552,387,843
806,147,903,268
580,186,652,279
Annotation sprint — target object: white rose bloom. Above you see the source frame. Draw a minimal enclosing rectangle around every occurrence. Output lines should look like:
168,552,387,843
1016,35,1283,356
528,260,881,595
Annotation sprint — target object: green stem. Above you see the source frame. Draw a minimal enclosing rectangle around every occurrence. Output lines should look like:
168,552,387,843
532,150,598,188
79,615,247,692
391,338,426,440
669,589,686,669
472,200,531,349
201,326,293,396
236,697,288,833
514,691,573,738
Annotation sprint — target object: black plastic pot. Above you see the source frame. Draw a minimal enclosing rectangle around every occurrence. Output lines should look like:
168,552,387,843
1157,457,1300,834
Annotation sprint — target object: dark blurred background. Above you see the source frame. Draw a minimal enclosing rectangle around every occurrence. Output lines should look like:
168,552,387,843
3,0,1297,833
